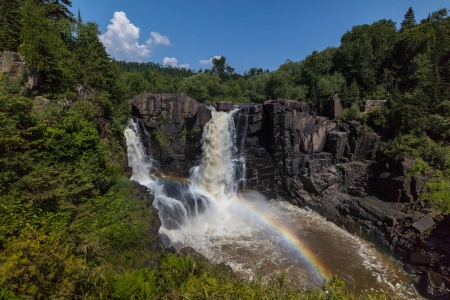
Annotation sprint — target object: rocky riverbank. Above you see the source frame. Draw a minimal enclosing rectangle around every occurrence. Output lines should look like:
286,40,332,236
130,92,450,298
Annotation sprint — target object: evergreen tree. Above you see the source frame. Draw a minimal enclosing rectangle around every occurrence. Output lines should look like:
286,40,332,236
401,7,416,30
0,0,22,51
19,0,73,93
41,0,73,21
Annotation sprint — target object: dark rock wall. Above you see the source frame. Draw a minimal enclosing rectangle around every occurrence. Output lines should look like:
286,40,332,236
131,94,380,198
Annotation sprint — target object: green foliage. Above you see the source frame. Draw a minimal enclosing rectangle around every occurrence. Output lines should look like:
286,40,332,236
211,56,236,82
383,134,450,170
156,113,166,124
105,254,386,300
179,72,225,102
92,180,148,249
0,0,22,52
342,104,360,121
401,7,416,30
154,129,173,146
422,171,450,213
244,72,271,103
406,158,431,176
20,0,72,90
364,107,387,129
0,287,22,300
181,127,187,140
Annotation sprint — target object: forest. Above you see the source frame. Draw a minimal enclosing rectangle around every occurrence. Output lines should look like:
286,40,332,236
0,0,449,298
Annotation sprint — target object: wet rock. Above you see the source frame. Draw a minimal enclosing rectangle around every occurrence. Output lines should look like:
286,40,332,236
410,253,432,265
403,263,422,274
216,101,234,112
426,271,447,297
179,246,207,259
412,215,435,233
196,105,212,126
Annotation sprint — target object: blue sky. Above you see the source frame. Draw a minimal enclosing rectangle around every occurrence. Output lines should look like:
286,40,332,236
70,0,449,73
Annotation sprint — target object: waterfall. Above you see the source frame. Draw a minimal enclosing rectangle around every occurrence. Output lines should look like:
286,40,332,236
124,109,421,298
124,108,242,247
124,119,153,184
234,107,250,190
190,107,239,202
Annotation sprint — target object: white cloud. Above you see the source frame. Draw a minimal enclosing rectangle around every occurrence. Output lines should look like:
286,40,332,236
99,12,151,61
163,57,190,69
199,55,222,67
99,12,171,62
147,31,170,46
163,57,179,67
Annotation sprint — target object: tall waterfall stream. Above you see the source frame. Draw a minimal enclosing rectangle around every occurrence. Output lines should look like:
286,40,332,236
124,108,421,299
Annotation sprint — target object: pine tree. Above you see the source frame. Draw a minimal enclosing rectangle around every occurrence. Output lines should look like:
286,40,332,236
0,0,22,51
41,0,73,21
400,7,416,30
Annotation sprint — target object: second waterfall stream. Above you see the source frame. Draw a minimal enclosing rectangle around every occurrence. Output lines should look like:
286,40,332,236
124,107,421,299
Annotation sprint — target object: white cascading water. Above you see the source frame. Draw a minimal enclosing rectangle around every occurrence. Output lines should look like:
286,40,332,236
124,110,421,299
124,119,153,184
190,108,239,202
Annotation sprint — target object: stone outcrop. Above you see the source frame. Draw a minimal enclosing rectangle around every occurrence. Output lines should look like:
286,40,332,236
315,94,343,119
376,156,433,203
364,100,387,114
0,51,42,90
131,93,449,298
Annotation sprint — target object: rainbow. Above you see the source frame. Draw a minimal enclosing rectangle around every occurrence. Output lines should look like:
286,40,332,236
231,195,329,282
149,173,329,282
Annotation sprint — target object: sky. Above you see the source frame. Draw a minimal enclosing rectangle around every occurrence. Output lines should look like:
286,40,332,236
70,0,449,73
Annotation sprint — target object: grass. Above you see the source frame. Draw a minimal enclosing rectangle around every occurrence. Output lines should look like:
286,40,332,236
104,254,388,300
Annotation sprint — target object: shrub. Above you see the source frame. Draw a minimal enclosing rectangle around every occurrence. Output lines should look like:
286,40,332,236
407,157,431,177
342,104,360,121
422,171,450,213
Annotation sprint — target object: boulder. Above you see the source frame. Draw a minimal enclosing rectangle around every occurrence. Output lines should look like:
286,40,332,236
412,215,435,232
410,253,432,265
426,271,447,297
0,51,25,78
216,101,234,112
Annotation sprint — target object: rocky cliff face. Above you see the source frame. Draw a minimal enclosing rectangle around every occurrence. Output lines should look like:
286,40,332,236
0,51,42,91
131,93,450,298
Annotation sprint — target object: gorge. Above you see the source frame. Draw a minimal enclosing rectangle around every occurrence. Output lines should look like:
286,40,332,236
125,93,450,299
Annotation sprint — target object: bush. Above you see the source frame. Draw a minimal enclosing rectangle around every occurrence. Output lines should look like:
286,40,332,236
383,134,450,170
422,171,450,213
105,254,387,300
366,107,387,127
407,157,431,176
342,104,360,121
